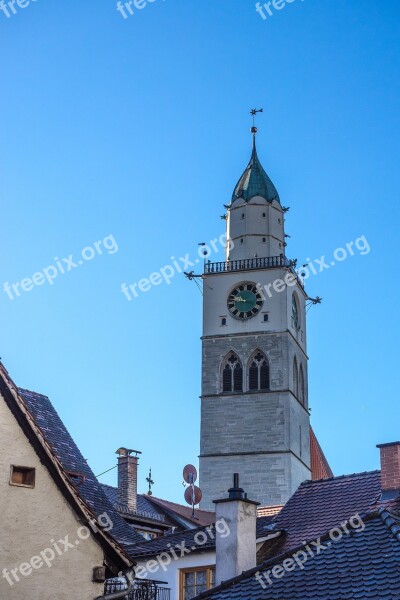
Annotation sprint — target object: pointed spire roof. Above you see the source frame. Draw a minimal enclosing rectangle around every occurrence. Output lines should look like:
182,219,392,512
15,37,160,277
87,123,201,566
231,132,280,204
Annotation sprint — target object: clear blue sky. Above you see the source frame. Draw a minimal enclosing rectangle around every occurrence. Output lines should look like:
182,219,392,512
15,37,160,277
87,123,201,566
1,0,399,502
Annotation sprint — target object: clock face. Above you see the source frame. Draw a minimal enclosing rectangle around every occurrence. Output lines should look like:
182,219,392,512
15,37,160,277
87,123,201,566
227,283,264,320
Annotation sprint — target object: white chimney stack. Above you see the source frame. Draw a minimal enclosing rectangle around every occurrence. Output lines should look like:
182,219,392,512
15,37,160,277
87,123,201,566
213,474,259,585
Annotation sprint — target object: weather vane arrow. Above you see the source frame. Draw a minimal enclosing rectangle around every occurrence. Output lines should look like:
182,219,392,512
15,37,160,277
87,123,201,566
250,108,264,131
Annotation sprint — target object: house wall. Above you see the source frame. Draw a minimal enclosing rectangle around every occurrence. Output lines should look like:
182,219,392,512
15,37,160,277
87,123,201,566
0,393,105,600
136,551,216,600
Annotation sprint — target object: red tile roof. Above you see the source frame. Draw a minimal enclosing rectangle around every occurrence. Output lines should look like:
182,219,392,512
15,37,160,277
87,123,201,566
310,426,333,480
145,495,215,527
257,505,283,517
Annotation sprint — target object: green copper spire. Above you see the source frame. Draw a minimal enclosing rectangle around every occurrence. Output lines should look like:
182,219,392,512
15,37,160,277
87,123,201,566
231,131,280,204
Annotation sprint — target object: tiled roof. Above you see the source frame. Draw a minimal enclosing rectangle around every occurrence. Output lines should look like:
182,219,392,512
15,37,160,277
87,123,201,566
257,505,283,518
267,470,382,556
256,516,275,538
310,426,334,480
101,485,215,528
127,524,216,559
196,509,400,600
102,484,170,524
128,516,275,560
19,388,143,548
231,137,280,204
145,495,215,527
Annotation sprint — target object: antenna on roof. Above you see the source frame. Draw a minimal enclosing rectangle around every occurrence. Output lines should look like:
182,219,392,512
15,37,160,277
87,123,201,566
183,464,202,519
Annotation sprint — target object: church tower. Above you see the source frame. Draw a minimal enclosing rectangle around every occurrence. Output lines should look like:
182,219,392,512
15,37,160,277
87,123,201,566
199,124,311,510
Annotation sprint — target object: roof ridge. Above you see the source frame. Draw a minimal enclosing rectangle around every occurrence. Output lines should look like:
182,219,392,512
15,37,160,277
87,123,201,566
302,469,380,486
18,386,49,399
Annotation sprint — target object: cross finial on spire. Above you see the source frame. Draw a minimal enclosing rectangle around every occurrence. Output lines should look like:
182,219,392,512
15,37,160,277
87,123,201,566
146,467,154,496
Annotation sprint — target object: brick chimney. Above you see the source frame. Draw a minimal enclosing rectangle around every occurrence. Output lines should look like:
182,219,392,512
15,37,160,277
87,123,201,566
213,474,259,585
116,448,141,511
377,442,400,496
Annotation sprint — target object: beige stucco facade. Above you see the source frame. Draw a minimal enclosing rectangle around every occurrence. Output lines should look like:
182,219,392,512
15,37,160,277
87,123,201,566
0,392,105,600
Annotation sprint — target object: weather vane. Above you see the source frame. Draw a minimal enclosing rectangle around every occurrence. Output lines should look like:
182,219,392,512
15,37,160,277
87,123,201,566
146,468,154,496
250,108,264,132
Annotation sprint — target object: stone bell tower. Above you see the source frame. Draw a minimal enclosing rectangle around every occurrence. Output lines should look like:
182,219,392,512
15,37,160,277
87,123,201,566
199,124,311,510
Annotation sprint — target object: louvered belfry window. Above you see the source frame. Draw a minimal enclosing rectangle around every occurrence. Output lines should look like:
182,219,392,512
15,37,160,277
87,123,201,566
249,351,270,391
222,352,243,392
299,365,305,405
293,358,299,398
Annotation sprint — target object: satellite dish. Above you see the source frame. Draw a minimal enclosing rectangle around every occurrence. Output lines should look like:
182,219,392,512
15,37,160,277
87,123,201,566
183,464,198,485
184,485,202,507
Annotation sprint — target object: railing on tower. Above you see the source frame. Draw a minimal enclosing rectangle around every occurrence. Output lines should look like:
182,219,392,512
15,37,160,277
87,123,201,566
204,255,304,288
205,255,290,274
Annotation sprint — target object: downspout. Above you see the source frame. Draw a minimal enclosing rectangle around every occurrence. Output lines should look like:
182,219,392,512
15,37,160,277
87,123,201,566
94,570,134,600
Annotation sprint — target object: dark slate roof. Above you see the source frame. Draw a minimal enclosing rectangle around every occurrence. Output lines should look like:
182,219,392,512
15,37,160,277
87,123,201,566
231,137,280,204
102,485,216,529
126,524,216,559
196,509,400,600
256,515,275,538
127,516,275,560
265,470,382,557
19,388,143,548
102,484,172,525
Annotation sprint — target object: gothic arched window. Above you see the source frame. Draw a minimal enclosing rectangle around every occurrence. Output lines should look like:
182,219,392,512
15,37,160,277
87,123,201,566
292,293,300,330
299,365,305,405
293,358,299,398
249,351,270,391
222,352,243,393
